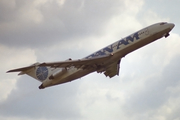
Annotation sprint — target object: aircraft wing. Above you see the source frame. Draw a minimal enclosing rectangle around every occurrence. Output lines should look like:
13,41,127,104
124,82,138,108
40,53,121,78
39,54,113,69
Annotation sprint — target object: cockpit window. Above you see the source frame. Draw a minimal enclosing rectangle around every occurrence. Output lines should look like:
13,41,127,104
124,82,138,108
160,22,167,25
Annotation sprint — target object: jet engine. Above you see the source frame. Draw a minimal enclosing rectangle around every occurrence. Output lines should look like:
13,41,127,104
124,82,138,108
49,68,66,79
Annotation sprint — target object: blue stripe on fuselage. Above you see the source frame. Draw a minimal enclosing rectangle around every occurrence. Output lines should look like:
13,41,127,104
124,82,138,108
86,32,140,59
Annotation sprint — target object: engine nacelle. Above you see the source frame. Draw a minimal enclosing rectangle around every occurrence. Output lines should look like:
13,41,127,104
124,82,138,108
49,68,66,79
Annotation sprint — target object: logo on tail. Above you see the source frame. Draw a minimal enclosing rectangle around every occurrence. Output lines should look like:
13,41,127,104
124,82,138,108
36,67,48,81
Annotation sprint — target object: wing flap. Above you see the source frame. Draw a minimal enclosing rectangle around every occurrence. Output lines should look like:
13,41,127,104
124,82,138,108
104,59,121,78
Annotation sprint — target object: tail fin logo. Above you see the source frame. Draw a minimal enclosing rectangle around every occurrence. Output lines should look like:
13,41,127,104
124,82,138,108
36,67,48,81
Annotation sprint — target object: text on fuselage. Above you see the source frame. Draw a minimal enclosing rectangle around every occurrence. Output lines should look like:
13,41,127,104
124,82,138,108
86,32,140,58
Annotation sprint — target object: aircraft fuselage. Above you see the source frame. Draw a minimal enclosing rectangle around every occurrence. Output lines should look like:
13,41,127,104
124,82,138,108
40,22,174,89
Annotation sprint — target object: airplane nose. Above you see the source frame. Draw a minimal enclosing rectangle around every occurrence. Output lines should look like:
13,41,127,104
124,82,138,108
169,23,175,29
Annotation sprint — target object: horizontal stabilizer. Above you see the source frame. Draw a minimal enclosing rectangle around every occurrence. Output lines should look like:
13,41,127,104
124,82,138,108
7,62,40,75
7,66,34,73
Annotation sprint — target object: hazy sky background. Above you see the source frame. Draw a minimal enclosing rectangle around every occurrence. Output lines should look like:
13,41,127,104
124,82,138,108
1,0,180,120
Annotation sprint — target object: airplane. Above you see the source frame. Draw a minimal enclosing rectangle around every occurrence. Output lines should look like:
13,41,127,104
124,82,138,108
7,22,175,89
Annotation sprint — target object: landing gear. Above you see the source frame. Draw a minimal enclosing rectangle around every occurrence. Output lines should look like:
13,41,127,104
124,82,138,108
164,33,170,38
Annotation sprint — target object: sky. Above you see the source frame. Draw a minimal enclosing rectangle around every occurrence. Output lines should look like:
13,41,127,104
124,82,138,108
1,0,180,120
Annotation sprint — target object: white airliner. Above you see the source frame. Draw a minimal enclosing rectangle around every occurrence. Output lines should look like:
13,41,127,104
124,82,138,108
7,22,175,89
